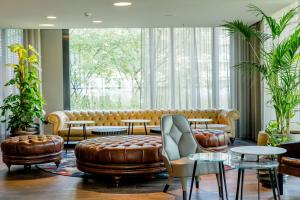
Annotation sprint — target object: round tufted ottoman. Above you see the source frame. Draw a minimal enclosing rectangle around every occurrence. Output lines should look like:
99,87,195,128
75,135,165,186
1,135,64,171
193,129,229,151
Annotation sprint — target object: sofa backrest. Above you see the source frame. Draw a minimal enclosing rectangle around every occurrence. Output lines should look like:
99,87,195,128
63,109,229,126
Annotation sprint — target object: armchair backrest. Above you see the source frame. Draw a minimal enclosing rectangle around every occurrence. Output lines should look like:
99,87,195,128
160,114,200,161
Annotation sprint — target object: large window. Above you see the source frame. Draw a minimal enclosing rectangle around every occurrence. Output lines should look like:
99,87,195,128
69,29,141,110
0,29,23,139
68,28,231,110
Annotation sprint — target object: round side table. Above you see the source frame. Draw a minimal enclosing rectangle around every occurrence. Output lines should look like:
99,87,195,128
230,146,286,200
65,120,94,153
188,152,229,200
188,118,213,129
121,119,151,135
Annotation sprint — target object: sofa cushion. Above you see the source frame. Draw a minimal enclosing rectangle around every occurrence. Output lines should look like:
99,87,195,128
281,157,300,168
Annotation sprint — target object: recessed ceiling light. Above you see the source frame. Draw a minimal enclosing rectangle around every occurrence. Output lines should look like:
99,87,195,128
93,20,102,23
113,2,132,6
164,14,176,17
47,16,57,19
39,24,55,27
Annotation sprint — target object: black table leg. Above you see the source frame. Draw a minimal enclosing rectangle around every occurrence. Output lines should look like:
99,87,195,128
235,168,241,200
144,123,147,135
274,169,281,200
205,122,208,129
216,174,222,198
240,169,245,200
219,162,224,200
278,172,283,195
127,123,131,135
221,162,228,200
257,169,260,200
189,160,197,200
131,123,134,135
269,169,277,200
83,124,87,140
65,124,71,154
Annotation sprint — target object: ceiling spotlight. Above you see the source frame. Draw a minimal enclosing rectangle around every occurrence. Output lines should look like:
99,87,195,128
113,2,132,6
84,12,92,17
39,24,55,27
164,14,176,17
93,20,102,23
47,16,57,19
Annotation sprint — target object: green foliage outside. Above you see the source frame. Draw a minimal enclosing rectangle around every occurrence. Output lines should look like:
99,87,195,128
0,44,45,132
224,5,300,138
69,29,142,110
265,121,288,146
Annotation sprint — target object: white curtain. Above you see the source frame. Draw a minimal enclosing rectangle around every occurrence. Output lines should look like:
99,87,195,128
0,29,23,139
141,27,231,109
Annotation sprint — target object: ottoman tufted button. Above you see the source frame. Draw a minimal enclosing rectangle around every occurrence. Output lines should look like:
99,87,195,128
193,129,229,151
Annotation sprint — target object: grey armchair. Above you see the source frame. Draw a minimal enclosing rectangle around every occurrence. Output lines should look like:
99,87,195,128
161,114,221,200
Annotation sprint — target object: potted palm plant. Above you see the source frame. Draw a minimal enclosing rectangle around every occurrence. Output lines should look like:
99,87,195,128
223,4,300,188
0,44,45,135
223,4,300,137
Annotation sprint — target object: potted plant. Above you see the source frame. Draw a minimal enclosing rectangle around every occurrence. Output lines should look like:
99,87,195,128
0,44,45,135
223,4,300,136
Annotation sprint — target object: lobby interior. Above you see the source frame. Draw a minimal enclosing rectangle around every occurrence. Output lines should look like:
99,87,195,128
0,0,300,199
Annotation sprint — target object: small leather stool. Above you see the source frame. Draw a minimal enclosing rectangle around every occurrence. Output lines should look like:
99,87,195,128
193,129,229,151
1,135,64,171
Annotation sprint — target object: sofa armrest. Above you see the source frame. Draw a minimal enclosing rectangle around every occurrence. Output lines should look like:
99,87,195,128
46,111,70,135
219,109,240,138
278,142,300,159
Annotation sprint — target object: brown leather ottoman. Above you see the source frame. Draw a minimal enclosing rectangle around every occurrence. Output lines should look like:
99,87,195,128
1,135,64,171
193,129,229,151
75,135,165,186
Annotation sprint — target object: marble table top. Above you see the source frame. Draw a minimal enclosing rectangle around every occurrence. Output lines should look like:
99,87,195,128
230,146,286,156
121,119,151,123
65,120,95,125
188,118,213,123
189,152,228,162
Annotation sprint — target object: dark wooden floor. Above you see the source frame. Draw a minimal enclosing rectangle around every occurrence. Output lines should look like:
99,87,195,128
1,160,300,200
1,138,300,200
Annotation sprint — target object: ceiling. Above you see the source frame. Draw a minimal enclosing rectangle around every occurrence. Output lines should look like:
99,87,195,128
0,0,296,28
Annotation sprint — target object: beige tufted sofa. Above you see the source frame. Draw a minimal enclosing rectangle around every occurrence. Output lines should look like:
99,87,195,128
47,109,240,141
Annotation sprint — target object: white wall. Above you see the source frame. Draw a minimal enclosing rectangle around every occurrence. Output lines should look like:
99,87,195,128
41,29,64,134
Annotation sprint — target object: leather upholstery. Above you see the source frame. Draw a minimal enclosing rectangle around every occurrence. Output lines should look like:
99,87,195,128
47,109,240,140
74,135,165,183
278,142,300,177
75,135,162,164
193,129,229,151
1,135,64,167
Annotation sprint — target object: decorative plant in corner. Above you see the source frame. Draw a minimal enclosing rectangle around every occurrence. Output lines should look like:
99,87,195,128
0,44,45,135
223,5,300,140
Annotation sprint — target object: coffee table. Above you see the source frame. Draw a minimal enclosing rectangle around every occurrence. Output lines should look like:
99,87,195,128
65,120,94,153
121,119,151,135
230,146,286,200
188,118,212,129
91,127,127,136
188,152,229,200
150,127,161,134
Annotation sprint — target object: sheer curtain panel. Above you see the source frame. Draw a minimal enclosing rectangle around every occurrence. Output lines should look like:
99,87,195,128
141,27,231,110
